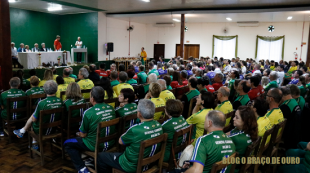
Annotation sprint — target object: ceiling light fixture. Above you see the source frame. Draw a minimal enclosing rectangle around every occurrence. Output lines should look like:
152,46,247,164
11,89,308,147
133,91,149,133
8,0,17,3
141,0,150,2
287,16,293,20
48,3,62,11
226,18,232,21
173,19,180,22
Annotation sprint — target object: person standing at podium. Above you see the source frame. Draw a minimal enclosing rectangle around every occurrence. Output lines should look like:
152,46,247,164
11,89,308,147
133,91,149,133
54,35,62,51
140,47,147,65
75,37,83,63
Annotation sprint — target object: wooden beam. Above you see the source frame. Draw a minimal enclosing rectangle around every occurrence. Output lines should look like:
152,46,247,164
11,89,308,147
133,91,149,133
180,14,185,59
0,0,12,90
306,24,310,67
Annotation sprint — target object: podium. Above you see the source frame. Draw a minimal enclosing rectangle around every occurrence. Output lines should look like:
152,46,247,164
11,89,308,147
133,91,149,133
71,48,88,63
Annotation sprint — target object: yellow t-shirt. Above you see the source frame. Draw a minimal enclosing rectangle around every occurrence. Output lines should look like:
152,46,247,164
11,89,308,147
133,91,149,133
104,91,117,108
77,79,94,99
38,80,48,87
257,116,272,145
159,90,175,104
215,100,233,126
288,66,297,74
113,83,134,96
141,50,147,61
56,84,68,100
186,108,213,145
264,108,284,126
53,75,59,80
27,77,41,82
64,77,75,85
150,97,165,120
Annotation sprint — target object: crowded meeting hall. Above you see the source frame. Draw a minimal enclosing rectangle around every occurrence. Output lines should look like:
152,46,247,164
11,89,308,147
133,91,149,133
2,0,310,173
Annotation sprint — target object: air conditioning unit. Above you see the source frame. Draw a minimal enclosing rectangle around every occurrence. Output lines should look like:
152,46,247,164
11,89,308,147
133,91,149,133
237,21,259,27
153,23,175,27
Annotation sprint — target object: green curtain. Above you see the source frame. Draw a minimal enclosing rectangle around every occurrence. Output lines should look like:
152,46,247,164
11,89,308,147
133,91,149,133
255,35,285,60
212,35,238,58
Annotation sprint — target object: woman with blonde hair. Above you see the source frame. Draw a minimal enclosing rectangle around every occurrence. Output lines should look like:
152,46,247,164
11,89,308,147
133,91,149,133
145,82,165,120
83,65,90,72
38,69,54,87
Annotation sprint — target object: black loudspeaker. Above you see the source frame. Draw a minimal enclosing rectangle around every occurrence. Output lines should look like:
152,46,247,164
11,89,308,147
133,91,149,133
107,42,114,52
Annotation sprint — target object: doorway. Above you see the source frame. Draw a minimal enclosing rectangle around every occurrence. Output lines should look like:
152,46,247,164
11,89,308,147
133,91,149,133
153,44,165,62
176,44,200,60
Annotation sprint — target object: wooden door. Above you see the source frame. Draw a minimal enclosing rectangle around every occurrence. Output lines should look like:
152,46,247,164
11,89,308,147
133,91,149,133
153,44,165,62
176,44,200,60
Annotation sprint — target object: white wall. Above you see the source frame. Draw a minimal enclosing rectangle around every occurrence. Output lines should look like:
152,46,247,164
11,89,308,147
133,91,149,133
98,12,146,61
145,22,310,62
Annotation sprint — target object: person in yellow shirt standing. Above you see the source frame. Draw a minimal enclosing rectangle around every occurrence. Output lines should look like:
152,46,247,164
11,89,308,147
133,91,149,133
215,86,233,127
113,72,134,96
265,88,284,126
145,82,165,120
77,68,94,100
55,76,68,100
63,68,75,85
140,47,147,65
186,90,215,145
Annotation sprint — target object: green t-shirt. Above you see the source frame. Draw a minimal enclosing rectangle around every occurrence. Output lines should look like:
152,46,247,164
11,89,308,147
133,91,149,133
0,88,26,120
162,116,189,162
264,80,278,93
233,94,250,110
137,71,147,84
111,80,120,87
184,89,200,102
22,78,30,88
190,130,236,173
119,120,163,173
26,87,45,105
69,74,77,79
32,96,63,134
79,103,116,151
148,69,159,76
298,85,307,98
64,98,86,127
126,79,137,85
115,103,137,130
228,79,235,98
228,128,252,158
167,85,172,90
295,96,305,111
144,84,150,93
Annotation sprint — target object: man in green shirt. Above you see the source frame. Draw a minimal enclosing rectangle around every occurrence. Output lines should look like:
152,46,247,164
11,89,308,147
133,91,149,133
68,67,77,79
264,71,278,93
233,80,251,110
147,62,159,77
137,65,147,84
289,84,306,111
182,77,200,118
97,99,163,173
225,70,238,101
110,71,120,87
126,70,138,86
25,76,45,105
184,110,236,173
64,86,116,173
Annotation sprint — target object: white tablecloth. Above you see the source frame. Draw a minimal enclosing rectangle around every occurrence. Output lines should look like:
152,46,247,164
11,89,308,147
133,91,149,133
18,52,71,69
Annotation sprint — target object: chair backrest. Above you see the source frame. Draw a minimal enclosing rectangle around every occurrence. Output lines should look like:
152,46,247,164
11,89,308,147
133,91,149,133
67,103,87,139
155,106,166,120
255,126,275,157
187,96,198,118
133,84,141,94
29,94,46,115
223,111,236,133
39,107,64,137
121,113,137,134
175,85,189,99
60,91,66,101
93,81,101,86
137,133,168,173
210,152,239,173
272,119,287,145
239,137,262,173
169,88,176,96
81,89,92,102
95,118,121,152
104,97,120,108
6,96,29,121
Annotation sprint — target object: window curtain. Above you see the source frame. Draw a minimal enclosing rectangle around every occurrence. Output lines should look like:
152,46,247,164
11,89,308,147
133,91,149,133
255,35,285,62
212,35,238,59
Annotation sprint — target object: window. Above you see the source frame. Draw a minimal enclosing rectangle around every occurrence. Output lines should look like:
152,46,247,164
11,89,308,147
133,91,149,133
255,35,285,62
212,35,238,59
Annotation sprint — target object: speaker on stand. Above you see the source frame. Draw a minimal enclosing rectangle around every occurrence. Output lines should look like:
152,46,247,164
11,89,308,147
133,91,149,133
107,42,114,63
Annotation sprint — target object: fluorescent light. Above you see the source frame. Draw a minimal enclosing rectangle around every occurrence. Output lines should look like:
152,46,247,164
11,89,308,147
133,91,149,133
173,19,180,22
141,0,150,2
8,0,17,3
48,4,62,11
226,18,232,21
287,16,293,20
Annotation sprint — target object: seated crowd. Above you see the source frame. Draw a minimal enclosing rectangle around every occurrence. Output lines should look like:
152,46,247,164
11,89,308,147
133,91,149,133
1,56,310,173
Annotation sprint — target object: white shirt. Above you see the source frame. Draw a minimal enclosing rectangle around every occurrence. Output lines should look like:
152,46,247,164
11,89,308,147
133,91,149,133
253,70,261,76
224,65,231,73
11,47,17,57
277,71,285,85
230,62,235,67
214,67,222,74
76,41,83,48
241,66,247,75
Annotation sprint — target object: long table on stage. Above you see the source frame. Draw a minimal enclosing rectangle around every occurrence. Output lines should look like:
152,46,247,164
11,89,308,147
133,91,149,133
18,52,71,69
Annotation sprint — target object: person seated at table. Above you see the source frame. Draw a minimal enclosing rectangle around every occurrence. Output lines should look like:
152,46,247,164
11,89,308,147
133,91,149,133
88,64,100,83
38,69,54,87
126,70,138,86
180,70,188,85
26,76,45,105
100,77,117,108
145,82,165,120
25,45,32,52
77,67,94,100
68,67,77,79
137,65,147,84
13,80,62,148
52,67,58,80
171,71,184,89
63,68,75,85
11,42,23,69
95,63,108,78
39,43,47,52
56,76,68,100
32,43,39,52
17,43,25,52
113,71,134,96
64,86,116,173
162,99,189,162
27,69,41,81
16,69,30,90
63,82,85,128
186,90,215,145
115,88,137,129
110,71,120,87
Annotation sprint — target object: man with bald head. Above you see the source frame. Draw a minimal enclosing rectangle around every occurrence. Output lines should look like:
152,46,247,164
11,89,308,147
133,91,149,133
63,68,75,84
184,110,235,173
233,80,251,110
265,88,284,126
215,86,233,126
158,79,175,103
